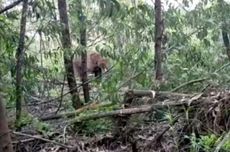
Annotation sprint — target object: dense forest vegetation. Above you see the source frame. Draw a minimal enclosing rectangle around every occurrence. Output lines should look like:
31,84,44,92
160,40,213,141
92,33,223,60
0,0,230,151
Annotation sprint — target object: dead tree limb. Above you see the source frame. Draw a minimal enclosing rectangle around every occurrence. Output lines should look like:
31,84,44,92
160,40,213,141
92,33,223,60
125,89,156,98
69,105,153,124
13,131,73,150
171,78,208,92
40,90,194,121
40,102,114,121
68,98,213,124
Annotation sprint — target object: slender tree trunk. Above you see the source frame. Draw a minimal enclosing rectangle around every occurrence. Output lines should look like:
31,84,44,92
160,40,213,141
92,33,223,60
80,27,90,103
154,0,163,81
0,95,14,152
219,0,230,61
78,1,90,103
221,29,230,61
58,0,81,109
15,0,28,128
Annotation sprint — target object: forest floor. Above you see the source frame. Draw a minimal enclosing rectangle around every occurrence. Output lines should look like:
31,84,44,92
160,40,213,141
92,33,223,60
12,86,230,152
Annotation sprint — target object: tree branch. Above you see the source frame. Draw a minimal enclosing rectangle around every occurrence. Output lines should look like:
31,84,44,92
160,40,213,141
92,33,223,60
13,131,73,149
0,0,23,14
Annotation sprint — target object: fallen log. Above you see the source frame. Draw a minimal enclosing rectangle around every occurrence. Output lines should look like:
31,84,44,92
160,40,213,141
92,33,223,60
40,102,114,121
40,90,195,121
68,99,215,124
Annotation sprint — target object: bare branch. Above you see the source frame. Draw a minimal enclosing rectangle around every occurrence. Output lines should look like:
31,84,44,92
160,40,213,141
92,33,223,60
0,0,23,14
13,131,73,149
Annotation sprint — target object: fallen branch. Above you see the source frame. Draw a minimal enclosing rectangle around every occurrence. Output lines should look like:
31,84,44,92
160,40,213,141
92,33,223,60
40,91,195,121
125,89,156,98
40,101,114,121
68,99,214,124
69,105,153,124
171,78,208,92
13,131,73,150
12,138,36,144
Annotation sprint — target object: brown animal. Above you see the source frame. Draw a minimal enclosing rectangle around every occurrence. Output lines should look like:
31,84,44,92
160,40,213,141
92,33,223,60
73,52,108,79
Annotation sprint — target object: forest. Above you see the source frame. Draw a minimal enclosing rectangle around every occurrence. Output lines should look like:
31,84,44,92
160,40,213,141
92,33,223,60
0,0,230,151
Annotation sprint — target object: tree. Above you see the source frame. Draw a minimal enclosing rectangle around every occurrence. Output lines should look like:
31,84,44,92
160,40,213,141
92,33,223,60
58,0,81,109
221,28,230,61
78,0,90,103
219,0,230,61
15,0,28,127
0,95,13,152
154,0,163,81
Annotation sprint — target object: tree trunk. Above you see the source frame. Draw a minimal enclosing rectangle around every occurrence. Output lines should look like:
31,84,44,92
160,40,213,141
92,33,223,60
219,0,230,61
154,0,163,81
0,95,13,152
15,0,28,128
80,29,90,103
221,29,230,61
58,0,81,109
79,1,90,103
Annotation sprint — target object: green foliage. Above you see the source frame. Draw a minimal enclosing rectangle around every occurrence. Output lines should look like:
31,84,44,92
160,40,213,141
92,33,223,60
15,112,33,128
73,104,118,136
223,140,230,151
15,113,53,135
74,119,112,136
187,133,230,152
1,0,230,141
200,134,219,151
32,118,53,135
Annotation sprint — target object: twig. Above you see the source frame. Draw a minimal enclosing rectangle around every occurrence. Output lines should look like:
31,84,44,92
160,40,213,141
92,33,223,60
40,101,114,121
214,62,230,73
0,0,23,14
171,78,208,92
12,138,36,144
171,62,230,92
13,131,73,150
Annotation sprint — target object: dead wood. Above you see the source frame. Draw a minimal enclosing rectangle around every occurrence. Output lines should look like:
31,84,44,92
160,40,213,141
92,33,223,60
13,131,73,150
40,90,196,121
171,78,208,92
40,101,113,121
125,89,156,98
68,99,216,124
